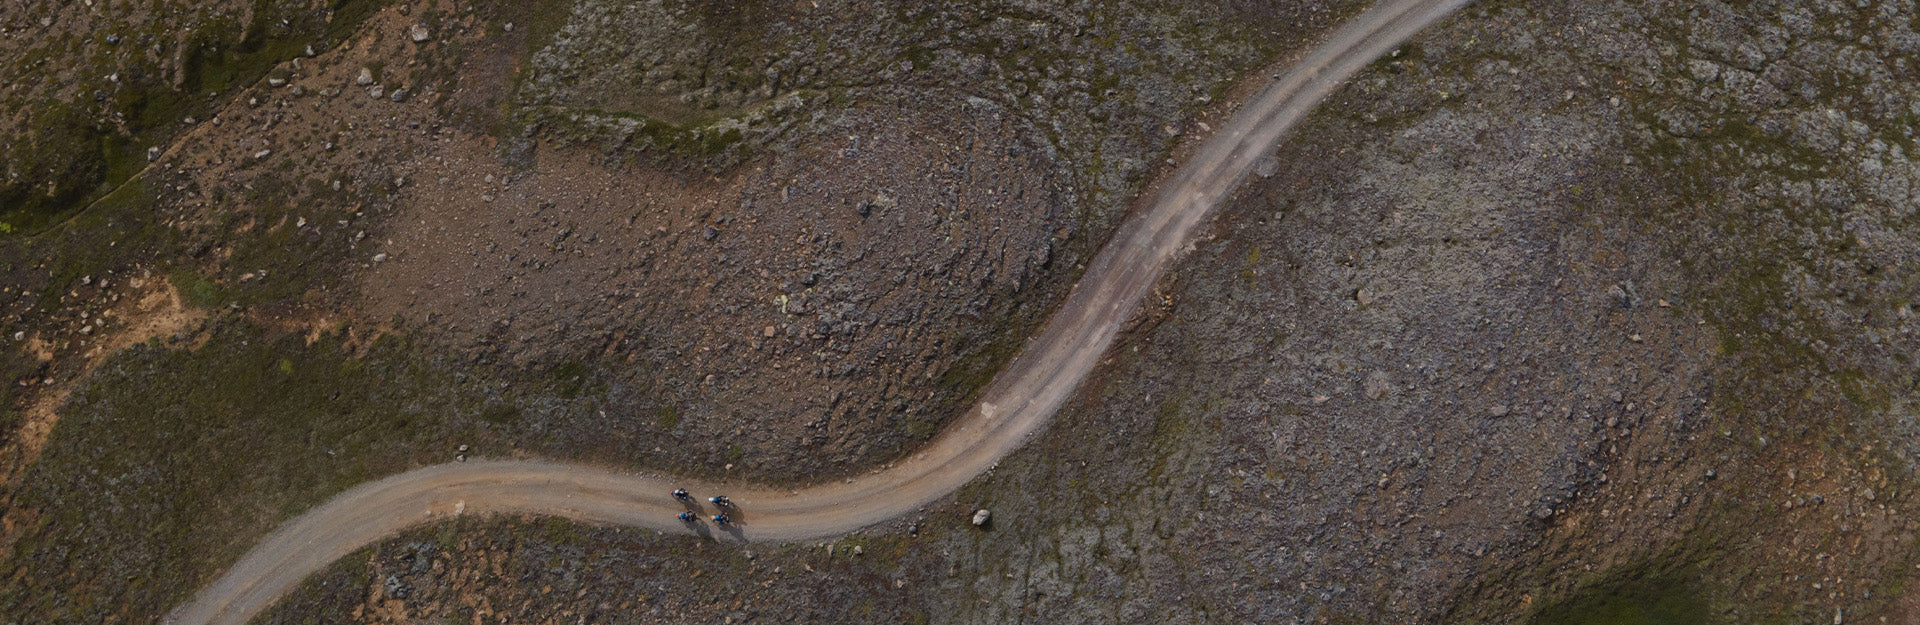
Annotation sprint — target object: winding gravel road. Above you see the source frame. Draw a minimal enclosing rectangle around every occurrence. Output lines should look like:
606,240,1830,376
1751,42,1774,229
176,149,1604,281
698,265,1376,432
164,1,1468,623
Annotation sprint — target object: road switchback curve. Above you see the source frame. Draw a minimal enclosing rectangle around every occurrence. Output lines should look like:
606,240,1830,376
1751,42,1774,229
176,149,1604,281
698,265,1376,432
165,1,1468,623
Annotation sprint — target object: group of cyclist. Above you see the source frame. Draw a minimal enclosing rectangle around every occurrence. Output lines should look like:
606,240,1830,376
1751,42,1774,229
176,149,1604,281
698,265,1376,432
670,488,735,526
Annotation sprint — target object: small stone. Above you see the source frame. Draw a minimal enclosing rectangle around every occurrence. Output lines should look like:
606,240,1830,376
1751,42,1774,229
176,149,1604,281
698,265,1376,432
457,444,470,453
763,326,777,338
1529,506,1555,520
410,24,431,43
253,149,272,160
1606,284,1632,309
1254,156,1279,178
971,509,991,527
356,67,374,86
481,194,495,203
1686,59,1721,83
296,216,307,228
372,253,388,263
1628,333,1643,343
852,545,863,556
11,331,23,341
79,325,93,335
147,146,160,161
1605,415,1619,428
267,77,286,87
389,88,409,102
1489,405,1510,417
304,44,316,57
704,226,719,241
368,85,384,99
1363,370,1391,400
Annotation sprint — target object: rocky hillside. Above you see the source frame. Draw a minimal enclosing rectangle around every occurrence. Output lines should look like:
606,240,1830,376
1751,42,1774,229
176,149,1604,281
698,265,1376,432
5,0,1919,623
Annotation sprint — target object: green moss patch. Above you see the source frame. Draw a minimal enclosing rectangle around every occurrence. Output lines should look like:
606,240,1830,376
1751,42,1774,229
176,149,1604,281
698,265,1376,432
0,319,520,624
0,0,389,238
1526,574,1714,625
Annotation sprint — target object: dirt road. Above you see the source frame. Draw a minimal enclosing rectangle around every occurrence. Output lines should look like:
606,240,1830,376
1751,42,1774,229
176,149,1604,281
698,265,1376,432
164,1,1468,623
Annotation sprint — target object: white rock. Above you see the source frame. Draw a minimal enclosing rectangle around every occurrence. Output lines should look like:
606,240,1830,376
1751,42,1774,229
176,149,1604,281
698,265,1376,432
356,67,374,86
971,509,991,526
410,24,431,43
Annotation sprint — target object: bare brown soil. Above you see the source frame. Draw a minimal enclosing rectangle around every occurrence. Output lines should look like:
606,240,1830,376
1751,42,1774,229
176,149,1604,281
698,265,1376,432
359,99,1070,478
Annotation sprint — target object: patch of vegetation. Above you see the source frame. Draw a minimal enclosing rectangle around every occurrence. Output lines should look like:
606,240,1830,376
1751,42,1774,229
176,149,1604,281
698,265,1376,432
22,178,177,313
520,105,764,170
1525,571,1715,625
553,360,589,398
933,317,1036,415
0,103,109,234
0,319,523,624
168,270,227,309
0,342,34,446
0,0,389,238
1622,99,1891,451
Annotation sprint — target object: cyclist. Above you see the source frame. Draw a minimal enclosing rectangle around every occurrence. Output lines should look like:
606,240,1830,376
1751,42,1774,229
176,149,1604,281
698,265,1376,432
709,495,732,507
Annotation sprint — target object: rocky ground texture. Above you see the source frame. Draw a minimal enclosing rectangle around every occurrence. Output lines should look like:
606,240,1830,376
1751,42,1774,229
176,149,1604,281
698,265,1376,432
4,0,1920,623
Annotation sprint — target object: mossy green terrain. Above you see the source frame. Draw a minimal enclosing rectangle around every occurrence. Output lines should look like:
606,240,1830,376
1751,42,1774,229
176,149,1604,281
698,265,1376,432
1,320,524,622
0,0,388,237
